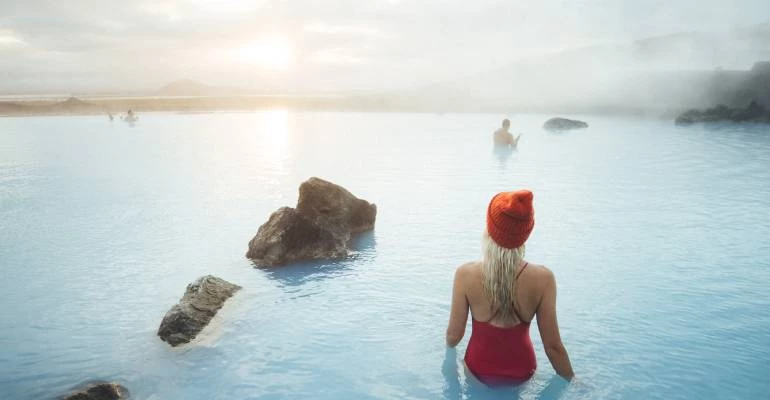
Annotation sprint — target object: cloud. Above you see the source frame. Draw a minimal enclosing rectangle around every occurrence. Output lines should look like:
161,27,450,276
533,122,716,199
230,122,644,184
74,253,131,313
311,47,366,65
303,22,384,37
0,30,25,49
0,0,769,93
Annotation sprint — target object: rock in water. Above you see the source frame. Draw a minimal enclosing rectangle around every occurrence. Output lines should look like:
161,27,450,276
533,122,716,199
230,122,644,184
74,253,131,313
246,207,348,265
675,101,770,124
157,275,241,347
246,177,377,266
543,117,589,130
63,383,127,400
296,177,377,234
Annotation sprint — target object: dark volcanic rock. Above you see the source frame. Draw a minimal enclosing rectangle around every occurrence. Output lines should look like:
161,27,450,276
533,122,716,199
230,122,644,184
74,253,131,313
246,177,377,266
157,275,241,347
676,101,770,124
296,177,377,234
543,117,589,130
63,383,127,400
245,207,348,265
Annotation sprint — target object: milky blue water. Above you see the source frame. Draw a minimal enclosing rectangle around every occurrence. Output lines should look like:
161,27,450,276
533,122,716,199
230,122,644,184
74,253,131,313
1,111,770,400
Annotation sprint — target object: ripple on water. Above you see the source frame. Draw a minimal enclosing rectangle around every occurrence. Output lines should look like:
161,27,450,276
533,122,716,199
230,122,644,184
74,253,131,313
1,113,769,399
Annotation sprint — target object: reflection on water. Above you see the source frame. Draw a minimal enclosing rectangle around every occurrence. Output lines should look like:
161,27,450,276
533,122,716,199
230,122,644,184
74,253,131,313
257,259,354,287
537,376,570,400
442,348,462,400
493,145,515,168
1,113,769,399
259,109,290,166
255,231,377,287
442,347,570,400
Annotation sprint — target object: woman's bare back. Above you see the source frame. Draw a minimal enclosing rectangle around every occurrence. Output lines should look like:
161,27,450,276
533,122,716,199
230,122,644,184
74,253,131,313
449,259,574,380
461,260,548,327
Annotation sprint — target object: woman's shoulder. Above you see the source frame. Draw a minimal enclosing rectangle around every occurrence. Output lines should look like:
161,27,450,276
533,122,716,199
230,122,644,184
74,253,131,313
456,260,482,272
455,261,482,279
523,262,556,284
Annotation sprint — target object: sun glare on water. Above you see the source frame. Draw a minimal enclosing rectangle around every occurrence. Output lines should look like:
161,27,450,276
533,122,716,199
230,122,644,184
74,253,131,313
234,37,293,69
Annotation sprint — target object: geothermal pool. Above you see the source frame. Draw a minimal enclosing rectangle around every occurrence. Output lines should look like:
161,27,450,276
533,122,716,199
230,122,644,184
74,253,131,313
1,111,769,399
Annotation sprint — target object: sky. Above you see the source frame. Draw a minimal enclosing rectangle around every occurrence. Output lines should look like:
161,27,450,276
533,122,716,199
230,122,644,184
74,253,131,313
0,0,769,94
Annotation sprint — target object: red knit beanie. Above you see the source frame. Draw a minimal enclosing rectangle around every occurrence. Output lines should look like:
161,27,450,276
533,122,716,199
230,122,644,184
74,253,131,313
486,190,535,249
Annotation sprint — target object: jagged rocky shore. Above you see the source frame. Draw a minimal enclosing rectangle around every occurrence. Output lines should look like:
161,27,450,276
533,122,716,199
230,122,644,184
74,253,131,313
676,101,770,124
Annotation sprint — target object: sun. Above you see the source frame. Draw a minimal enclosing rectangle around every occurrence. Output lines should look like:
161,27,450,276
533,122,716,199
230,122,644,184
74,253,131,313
234,36,293,70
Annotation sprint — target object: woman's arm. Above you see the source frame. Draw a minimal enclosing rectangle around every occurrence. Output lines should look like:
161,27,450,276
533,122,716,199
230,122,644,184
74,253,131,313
536,268,575,381
446,265,470,347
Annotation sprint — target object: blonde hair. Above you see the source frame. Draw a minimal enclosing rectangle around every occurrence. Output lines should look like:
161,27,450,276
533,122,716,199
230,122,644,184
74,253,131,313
482,231,526,323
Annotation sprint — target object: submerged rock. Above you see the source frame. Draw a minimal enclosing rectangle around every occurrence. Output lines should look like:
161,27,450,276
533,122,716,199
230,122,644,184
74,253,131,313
157,275,241,347
246,177,377,266
543,117,589,131
63,383,127,400
676,101,770,124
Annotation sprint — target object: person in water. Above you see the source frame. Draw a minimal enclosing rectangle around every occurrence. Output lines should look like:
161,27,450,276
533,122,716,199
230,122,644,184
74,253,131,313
446,190,574,384
493,119,522,147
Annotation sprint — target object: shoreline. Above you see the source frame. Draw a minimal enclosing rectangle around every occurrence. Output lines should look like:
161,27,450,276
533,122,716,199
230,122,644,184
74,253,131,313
0,95,682,119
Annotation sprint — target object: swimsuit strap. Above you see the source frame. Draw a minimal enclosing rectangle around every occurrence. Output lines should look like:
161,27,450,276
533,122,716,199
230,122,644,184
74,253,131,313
512,262,530,324
485,262,531,324
515,262,529,280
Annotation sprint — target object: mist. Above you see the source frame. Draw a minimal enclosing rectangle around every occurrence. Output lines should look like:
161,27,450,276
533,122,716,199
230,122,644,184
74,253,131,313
1,0,769,113
405,25,770,114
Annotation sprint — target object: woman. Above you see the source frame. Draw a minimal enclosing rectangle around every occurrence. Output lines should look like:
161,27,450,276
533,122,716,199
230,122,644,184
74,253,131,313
446,190,574,384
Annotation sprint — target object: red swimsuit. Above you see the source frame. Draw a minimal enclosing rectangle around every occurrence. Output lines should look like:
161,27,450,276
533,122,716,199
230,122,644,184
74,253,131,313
464,263,537,385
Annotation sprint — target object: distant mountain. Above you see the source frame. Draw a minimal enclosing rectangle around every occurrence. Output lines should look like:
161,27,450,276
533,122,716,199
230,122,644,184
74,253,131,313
0,96,101,116
157,79,234,96
50,97,98,111
408,24,770,113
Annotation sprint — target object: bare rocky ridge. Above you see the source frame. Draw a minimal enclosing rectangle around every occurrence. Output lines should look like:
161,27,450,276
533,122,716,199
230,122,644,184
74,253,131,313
246,177,377,266
157,275,241,347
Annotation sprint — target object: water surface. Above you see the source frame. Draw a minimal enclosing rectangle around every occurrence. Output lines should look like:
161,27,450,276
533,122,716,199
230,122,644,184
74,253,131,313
1,111,769,399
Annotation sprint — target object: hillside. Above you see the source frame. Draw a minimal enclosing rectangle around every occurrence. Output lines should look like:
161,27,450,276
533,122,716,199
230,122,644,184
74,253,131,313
407,25,770,113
